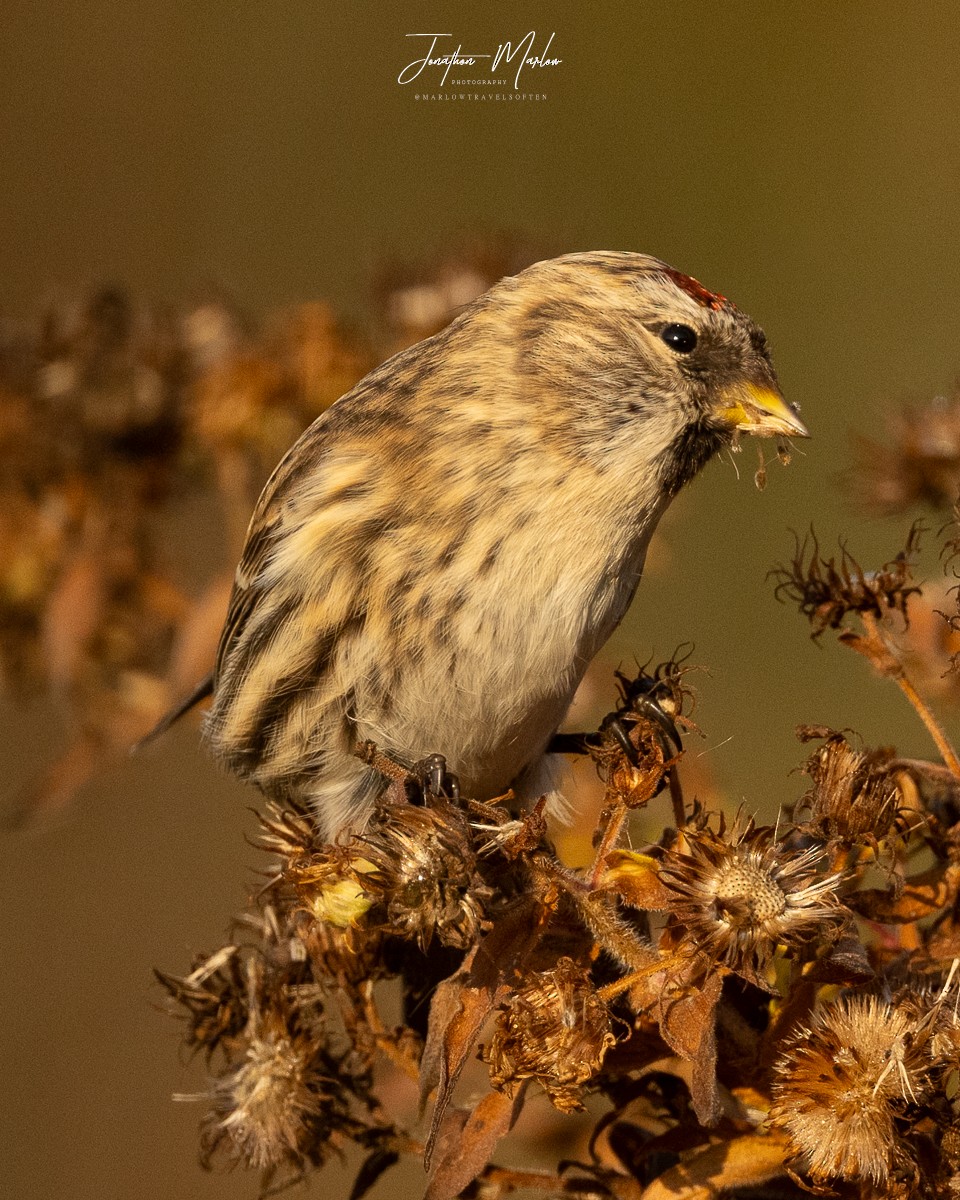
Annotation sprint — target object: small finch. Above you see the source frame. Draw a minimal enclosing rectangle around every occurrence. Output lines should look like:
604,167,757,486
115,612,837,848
195,253,807,840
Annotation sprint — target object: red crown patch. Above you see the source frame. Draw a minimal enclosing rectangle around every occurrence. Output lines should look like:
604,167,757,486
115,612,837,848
662,266,729,311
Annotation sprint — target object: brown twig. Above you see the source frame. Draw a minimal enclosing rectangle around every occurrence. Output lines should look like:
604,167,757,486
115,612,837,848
858,613,960,778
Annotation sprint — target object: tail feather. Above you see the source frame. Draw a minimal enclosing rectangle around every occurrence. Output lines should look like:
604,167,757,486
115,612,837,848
132,673,214,752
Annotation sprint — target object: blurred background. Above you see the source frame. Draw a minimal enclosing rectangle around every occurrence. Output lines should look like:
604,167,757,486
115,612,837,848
3,2,960,1197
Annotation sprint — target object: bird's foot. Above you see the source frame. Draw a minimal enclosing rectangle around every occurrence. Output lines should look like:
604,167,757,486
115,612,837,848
614,672,685,756
549,675,684,800
410,752,461,803
355,741,462,806
549,707,681,767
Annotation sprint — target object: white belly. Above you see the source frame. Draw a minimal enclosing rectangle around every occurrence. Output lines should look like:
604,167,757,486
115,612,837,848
353,523,651,799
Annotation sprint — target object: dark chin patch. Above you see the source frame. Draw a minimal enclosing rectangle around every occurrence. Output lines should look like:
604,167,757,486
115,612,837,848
658,420,727,498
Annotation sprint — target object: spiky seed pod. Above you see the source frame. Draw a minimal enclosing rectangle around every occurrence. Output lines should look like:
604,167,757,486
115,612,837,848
797,729,903,845
155,946,249,1060
771,525,922,637
199,960,349,1175
202,1014,330,1172
481,957,615,1112
770,994,930,1187
884,964,960,1086
352,801,489,951
658,819,846,988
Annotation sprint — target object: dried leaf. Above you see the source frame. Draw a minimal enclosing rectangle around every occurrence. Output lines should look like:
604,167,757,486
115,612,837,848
638,1132,790,1199
422,967,499,1167
655,970,723,1126
849,861,960,922
422,901,541,1166
424,1088,525,1200
419,955,478,1114
602,850,674,910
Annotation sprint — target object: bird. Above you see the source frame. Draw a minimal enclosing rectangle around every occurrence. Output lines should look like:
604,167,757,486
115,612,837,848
193,252,807,841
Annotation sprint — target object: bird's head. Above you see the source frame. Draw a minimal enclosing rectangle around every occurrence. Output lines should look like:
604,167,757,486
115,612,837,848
487,251,807,499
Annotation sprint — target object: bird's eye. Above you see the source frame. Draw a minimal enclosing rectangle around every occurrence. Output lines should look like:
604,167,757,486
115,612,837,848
660,324,698,353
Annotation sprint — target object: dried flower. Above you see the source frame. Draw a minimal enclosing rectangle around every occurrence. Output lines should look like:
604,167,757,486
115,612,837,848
657,818,846,988
795,727,904,845
884,962,960,1086
590,662,694,810
198,959,351,1176
355,801,489,950
155,945,248,1060
481,957,615,1112
287,845,377,928
770,994,930,1186
771,525,922,638
289,801,489,951
850,393,960,513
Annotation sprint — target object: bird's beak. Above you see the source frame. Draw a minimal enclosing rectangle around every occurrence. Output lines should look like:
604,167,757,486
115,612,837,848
714,380,810,439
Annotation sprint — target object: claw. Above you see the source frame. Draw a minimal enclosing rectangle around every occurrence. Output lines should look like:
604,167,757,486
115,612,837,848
599,713,642,766
629,695,683,756
412,753,461,802
549,674,684,778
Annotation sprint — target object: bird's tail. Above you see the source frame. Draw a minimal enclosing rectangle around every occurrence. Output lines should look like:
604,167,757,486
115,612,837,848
132,673,214,753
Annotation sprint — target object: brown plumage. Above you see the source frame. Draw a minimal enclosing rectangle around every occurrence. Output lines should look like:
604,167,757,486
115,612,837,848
204,252,807,839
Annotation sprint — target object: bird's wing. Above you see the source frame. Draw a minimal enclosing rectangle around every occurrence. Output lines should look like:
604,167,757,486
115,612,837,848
213,498,285,682
211,415,396,692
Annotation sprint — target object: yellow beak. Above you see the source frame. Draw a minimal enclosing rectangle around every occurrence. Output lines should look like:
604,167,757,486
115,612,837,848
715,381,809,439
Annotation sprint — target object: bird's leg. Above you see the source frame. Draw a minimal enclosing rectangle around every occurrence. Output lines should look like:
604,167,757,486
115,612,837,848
549,724,641,764
547,731,596,756
354,739,413,804
550,703,683,767
551,721,641,763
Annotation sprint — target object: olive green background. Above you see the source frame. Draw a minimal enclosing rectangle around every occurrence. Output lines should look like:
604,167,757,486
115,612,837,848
3,3,960,1198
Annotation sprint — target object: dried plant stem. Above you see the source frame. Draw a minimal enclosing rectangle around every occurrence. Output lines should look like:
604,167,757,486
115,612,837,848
360,981,421,1082
595,953,691,1004
892,672,960,778
532,854,656,973
589,801,630,889
856,614,960,779
668,766,686,828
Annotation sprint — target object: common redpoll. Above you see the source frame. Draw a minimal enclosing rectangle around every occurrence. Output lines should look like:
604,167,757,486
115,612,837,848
198,252,806,839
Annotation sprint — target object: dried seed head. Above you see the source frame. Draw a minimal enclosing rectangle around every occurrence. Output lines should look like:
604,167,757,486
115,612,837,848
851,394,960,514
155,946,249,1060
770,994,929,1186
595,717,672,809
355,801,488,950
797,729,903,844
201,1008,334,1173
481,957,615,1112
195,952,360,1179
256,801,320,863
771,526,922,637
885,962,960,1082
659,818,846,988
